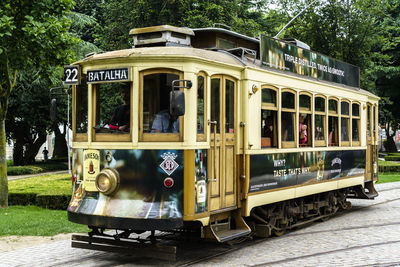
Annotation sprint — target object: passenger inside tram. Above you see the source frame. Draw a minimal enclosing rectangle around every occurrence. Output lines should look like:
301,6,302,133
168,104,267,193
299,113,308,145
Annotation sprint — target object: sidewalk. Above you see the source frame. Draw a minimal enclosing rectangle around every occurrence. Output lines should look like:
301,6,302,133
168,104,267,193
8,170,69,181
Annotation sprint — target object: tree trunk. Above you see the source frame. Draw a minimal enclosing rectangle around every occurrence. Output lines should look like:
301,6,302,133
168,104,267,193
23,133,47,164
53,126,68,158
0,119,8,208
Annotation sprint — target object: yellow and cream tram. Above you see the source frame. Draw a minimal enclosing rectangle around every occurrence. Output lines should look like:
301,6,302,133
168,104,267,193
65,25,379,253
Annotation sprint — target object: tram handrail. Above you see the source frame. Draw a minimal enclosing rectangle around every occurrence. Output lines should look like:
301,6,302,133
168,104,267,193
208,120,217,183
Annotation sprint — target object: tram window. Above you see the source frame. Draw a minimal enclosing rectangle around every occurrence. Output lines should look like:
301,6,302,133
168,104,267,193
341,118,350,142
341,102,349,115
329,99,338,113
373,106,376,136
300,95,311,110
352,119,360,142
315,97,325,112
210,78,220,133
282,112,295,142
93,82,131,135
197,75,205,136
75,74,88,135
261,110,277,148
143,72,180,134
352,103,360,117
282,92,295,109
315,115,325,140
262,89,276,105
315,96,326,146
328,116,338,146
225,79,235,133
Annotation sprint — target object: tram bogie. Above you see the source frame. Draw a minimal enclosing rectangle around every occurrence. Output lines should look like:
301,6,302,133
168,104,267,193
65,25,379,251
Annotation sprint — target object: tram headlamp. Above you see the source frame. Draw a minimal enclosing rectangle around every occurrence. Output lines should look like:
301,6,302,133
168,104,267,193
95,168,119,195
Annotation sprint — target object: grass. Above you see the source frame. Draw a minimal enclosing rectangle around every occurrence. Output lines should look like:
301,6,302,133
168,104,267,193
379,160,400,167
377,172,400,184
9,173,72,196
0,206,88,236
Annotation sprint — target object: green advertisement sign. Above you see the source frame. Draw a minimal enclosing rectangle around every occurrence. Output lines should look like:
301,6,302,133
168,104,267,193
260,35,360,88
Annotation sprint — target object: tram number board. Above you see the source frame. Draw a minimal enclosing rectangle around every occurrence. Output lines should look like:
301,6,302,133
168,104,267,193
63,65,80,85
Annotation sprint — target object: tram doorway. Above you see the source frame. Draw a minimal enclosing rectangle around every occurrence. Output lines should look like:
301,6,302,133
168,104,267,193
208,75,237,212
366,103,375,181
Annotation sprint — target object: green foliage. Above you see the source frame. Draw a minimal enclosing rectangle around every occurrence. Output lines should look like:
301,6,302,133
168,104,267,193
0,206,88,236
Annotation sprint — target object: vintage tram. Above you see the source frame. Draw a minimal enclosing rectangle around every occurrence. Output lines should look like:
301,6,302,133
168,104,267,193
65,25,379,257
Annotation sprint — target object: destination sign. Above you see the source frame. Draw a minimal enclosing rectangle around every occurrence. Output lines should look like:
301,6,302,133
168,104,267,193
260,35,360,88
87,68,129,83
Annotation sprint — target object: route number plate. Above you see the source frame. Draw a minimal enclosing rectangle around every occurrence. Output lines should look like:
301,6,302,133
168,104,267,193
63,65,80,85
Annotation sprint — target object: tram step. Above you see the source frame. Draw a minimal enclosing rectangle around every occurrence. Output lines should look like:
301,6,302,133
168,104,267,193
205,210,251,242
347,182,379,199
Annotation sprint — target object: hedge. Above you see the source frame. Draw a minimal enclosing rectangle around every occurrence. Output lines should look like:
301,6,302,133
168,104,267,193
379,165,400,173
384,155,400,161
8,193,71,210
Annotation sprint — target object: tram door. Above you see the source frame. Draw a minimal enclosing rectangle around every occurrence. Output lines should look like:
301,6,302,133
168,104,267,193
366,104,374,181
208,76,237,211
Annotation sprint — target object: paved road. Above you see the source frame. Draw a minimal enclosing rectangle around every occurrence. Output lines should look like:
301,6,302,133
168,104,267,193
2,182,400,267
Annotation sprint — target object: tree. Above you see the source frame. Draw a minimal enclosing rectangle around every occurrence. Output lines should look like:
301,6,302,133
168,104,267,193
0,0,76,207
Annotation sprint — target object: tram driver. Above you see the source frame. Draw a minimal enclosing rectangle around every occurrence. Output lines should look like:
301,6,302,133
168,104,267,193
109,86,130,132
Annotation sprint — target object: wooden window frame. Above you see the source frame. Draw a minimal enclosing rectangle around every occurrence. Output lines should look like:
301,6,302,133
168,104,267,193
139,68,184,142
281,89,296,148
91,82,132,142
261,86,279,148
351,102,361,146
314,95,326,147
340,100,350,146
197,72,208,142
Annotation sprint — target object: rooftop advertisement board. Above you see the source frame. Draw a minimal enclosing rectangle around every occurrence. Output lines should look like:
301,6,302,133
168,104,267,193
260,35,360,88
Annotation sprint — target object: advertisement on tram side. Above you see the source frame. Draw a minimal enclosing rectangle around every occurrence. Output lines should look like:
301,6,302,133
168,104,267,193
249,150,366,193
68,149,184,219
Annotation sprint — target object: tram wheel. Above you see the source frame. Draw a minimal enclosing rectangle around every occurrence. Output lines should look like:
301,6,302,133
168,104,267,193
273,229,286,237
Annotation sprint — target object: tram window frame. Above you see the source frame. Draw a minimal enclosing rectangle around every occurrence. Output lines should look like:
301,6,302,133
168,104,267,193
340,100,350,146
373,105,377,139
197,72,207,142
91,81,132,142
314,95,326,147
328,98,339,146
299,92,312,147
352,102,361,146
73,74,88,142
281,89,296,148
261,86,278,148
139,68,184,142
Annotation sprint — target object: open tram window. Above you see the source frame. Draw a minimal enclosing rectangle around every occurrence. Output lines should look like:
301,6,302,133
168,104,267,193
74,74,88,141
299,93,312,147
261,87,278,148
367,105,371,137
92,82,132,142
328,98,338,146
281,90,296,148
341,100,350,146
314,96,326,146
140,69,183,142
225,79,235,134
197,73,207,141
352,103,360,145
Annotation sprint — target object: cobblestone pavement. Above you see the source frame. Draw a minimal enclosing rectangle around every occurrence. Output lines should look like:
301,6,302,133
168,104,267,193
1,182,400,267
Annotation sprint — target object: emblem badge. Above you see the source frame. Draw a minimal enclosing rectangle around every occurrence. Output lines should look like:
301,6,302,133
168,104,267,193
160,152,179,175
